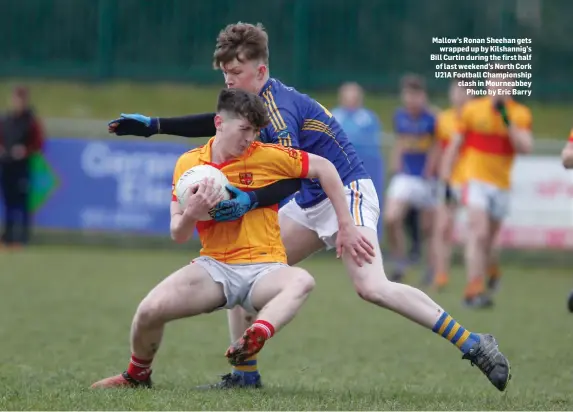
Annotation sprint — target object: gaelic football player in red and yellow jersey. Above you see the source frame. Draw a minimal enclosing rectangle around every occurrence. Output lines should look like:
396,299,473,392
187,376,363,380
91,89,374,388
441,71,533,308
432,81,472,290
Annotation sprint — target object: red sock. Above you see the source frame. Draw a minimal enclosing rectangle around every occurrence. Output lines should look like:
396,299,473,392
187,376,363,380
126,354,152,381
251,320,275,341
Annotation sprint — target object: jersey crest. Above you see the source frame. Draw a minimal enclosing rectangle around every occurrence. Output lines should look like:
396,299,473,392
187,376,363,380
239,172,254,186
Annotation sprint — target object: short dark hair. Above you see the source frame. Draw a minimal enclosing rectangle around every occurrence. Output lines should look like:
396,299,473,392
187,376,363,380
213,22,269,68
400,74,426,92
217,88,269,129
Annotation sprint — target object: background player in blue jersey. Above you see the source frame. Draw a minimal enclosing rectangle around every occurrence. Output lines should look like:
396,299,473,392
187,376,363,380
109,22,511,393
384,75,438,285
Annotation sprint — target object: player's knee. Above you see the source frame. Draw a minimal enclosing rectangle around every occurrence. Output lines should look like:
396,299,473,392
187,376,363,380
467,222,488,247
438,218,453,241
353,276,390,307
466,212,489,246
134,298,164,328
421,224,433,240
287,268,315,297
357,279,411,310
383,210,401,228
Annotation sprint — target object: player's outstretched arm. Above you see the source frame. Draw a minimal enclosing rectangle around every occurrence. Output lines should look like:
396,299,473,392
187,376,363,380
109,113,217,138
211,179,302,222
158,113,217,138
250,179,301,207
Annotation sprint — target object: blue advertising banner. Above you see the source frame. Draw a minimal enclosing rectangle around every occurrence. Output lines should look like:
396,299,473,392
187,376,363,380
0,138,385,238
34,138,191,235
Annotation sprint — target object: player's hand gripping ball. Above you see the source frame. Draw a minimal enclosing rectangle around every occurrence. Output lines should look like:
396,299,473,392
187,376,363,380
175,165,231,221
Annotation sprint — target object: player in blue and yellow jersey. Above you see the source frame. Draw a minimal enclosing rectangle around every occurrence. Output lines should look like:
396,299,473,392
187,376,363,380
109,22,511,393
385,75,438,284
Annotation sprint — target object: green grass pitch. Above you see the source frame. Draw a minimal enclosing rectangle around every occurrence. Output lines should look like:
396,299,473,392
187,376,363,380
1,245,572,410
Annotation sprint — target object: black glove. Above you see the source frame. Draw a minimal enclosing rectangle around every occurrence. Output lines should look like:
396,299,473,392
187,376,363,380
108,114,159,138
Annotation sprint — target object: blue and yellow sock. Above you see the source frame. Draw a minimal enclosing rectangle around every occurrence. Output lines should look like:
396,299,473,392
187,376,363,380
432,311,480,354
232,355,259,383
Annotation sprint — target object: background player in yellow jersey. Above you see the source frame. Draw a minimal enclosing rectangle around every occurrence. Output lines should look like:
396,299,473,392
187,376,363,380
91,89,373,388
432,81,471,290
441,72,533,308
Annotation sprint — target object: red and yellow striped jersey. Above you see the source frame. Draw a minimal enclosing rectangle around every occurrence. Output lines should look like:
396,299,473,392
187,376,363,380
458,97,532,190
172,137,309,264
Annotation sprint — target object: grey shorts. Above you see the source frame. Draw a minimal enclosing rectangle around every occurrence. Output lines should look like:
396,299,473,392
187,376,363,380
464,180,510,221
192,256,288,313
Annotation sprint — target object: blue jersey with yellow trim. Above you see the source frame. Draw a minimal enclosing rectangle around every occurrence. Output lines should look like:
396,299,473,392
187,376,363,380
393,108,436,177
258,78,369,208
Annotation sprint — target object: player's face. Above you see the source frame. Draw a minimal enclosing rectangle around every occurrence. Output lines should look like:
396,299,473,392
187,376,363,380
340,84,363,109
219,116,258,157
10,94,27,112
221,59,266,94
401,89,427,112
449,84,470,107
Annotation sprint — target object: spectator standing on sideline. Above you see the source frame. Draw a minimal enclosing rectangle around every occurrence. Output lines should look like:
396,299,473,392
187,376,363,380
0,86,44,249
332,82,382,149
332,82,384,233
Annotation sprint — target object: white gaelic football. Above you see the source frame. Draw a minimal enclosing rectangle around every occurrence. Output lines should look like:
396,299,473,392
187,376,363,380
175,164,231,221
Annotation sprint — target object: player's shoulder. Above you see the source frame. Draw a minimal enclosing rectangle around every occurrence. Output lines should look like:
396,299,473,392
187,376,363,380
355,108,380,127
422,108,437,123
262,78,313,109
253,141,294,154
176,146,203,166
460,97,487,116
437,107,456,121
262,78,301,102
509,99,532,115
393,107,407,119
359,107,379,120
270,78,302,96
180,145,203,158
467,96,489,109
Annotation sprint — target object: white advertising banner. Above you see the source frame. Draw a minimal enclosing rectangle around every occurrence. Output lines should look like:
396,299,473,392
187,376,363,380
453,155,573,249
